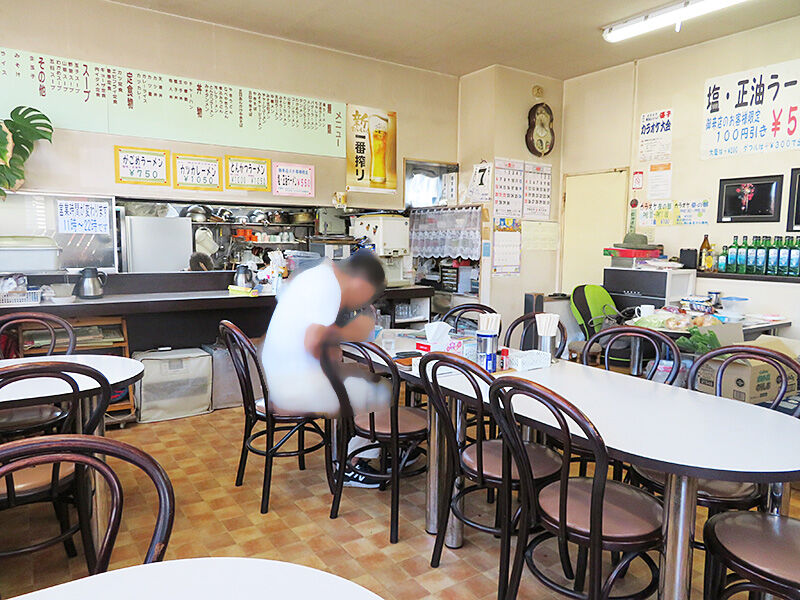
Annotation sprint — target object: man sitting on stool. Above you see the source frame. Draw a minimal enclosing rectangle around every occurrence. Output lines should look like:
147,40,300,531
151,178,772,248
261,249,390,487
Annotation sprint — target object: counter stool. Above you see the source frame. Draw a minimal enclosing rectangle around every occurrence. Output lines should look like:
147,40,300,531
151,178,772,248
0,313,76,439
219,320,329,514
503,311,567,356
419,353,562,599
0,361,111,572
322,341,427,543
489,376,662,600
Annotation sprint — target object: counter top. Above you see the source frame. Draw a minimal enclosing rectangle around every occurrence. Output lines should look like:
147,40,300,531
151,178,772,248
0,289,276,318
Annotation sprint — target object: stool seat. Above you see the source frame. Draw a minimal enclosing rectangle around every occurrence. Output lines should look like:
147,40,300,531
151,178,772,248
461,439,561,481
538,477,662,542
706,512,800,587
632,465,759,502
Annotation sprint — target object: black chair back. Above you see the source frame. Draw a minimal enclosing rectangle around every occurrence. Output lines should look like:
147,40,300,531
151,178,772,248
419,352,494,486
504,311,567,355
0,361,111,437
439,303,497,335
583,325,682,384
0,312,76,358
219,320,267,422
688,345,800,412
0,434,174,574
489,376,609,600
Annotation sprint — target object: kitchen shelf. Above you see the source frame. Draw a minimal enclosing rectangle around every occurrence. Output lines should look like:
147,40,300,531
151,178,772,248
246,241,304,246
394,316,428,324
192,221,315,228
697,271,800,284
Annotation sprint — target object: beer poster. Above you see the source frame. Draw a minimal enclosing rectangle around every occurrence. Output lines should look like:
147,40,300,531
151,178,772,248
345,104,397,194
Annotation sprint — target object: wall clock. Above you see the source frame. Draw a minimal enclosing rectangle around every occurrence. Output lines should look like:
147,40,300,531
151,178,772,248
526,102,554,157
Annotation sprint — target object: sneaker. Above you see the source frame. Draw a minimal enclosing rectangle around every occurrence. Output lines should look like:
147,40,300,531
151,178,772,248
342,459,382,488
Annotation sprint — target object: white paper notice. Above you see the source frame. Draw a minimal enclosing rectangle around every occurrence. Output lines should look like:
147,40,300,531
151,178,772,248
647,163,672,200
638,109,673,162
522,221,559,251
493,158,524,219
466,163,492,203
523,162,552,220
57,200,110,235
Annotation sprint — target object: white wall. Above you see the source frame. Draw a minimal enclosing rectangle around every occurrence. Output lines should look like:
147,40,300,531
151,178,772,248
561,17,800,337
0,0,458,209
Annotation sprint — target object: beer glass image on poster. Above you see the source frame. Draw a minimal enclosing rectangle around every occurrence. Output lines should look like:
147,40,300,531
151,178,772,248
346,104,397,194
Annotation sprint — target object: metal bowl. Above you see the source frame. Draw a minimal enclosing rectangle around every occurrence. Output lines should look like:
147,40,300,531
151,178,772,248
180,204,209,222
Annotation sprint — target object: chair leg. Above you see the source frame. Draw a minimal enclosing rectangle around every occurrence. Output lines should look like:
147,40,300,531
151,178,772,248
52,499,77,558
390,437,400,544
574,545,589,592
431,463,455,568
297,423,306,471
75,468,98,574
704,508,725,600
498,481,512,600
260,420,276,514
323,419,336,494
235,418,254,486
330,421,349,519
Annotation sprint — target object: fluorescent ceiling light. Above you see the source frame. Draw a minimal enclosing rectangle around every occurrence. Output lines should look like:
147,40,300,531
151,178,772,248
602,0,751,43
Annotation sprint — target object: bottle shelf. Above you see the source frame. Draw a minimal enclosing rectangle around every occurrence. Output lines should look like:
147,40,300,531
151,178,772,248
697,271,800,284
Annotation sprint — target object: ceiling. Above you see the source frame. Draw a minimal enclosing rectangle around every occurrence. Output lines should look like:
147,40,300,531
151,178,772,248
109,0,800,79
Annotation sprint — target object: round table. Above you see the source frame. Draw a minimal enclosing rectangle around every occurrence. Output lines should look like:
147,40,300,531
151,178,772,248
0,354,144,409
14,557,383,599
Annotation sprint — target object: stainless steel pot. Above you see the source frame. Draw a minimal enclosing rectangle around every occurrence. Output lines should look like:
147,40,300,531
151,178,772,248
180,204,209,222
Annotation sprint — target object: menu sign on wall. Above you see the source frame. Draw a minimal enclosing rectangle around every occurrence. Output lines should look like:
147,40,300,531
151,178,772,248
224,156,270,192
173,154,222,191
701,58,800,159
0,46,346,157
114,146,170,185
273,162,315,197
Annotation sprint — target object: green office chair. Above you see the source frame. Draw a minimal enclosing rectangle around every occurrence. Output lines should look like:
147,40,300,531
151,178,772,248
569,285,638,366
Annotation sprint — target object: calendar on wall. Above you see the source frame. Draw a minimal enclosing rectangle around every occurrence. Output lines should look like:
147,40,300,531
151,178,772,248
493,158,524,219
523,162,552,220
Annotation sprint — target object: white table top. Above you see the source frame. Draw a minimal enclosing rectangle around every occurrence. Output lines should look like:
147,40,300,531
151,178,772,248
15,557,383,600
378,332,800,482
0,354,144,408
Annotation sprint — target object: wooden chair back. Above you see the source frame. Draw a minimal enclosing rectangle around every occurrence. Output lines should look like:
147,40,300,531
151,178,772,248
503,311,567,356
0,312,76,358
583,325,682,384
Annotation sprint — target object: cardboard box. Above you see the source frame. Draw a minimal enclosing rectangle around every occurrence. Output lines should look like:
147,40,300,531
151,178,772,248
694,335,800,405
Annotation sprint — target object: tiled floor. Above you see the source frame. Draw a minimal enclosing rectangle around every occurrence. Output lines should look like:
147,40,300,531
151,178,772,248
1,404,798,599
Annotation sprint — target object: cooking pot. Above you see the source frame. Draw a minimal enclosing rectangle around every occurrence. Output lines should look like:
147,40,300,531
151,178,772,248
215,207,234,222
180,205,209,222
269,210,289,224
248,209,268,224
291,210,315,224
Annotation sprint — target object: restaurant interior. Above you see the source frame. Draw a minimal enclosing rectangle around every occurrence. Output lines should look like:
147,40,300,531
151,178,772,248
2,1,800,599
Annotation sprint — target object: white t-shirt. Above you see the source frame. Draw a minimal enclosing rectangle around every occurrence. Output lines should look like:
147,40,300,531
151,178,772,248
261,261,341,400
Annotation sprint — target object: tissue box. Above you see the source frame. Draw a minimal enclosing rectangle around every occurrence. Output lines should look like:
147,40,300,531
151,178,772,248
416,338,464,354
507,349,552,371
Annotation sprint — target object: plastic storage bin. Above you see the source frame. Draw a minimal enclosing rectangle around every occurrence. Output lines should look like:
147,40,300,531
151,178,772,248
132,348,212,423
202,336,265,410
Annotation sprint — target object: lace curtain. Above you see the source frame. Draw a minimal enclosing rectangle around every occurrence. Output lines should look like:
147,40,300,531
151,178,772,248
409,206,481,260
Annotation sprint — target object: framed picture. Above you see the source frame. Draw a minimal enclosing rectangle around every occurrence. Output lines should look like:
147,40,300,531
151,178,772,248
716,174,783,223
786,168,800,232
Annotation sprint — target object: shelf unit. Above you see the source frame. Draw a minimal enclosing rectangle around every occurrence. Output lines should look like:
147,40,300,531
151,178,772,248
697,271,800,284
191,221,315,228
17,316,136,416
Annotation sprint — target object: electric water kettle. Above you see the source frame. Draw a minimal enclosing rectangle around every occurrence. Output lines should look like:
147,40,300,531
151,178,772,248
72,267,107,299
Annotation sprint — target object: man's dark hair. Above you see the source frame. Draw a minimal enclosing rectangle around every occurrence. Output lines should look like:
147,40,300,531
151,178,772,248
342,249,386,294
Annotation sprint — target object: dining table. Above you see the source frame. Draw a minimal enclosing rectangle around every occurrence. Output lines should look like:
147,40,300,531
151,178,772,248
366,330,800,600
14,557,383,599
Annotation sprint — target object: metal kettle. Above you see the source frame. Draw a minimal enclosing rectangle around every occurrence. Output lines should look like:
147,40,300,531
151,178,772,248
72,267,107,299
233,264,254,288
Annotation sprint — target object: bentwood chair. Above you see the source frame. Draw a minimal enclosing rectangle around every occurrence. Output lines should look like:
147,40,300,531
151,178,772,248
439,303,498,335
0,312,77,438
323,341,427,543
219,320,329,514
0,362,111,570
419,353,562,598
675,346,800,600
489,376,662,600
503,311,567,356
582,326,682,383
0,434,174,579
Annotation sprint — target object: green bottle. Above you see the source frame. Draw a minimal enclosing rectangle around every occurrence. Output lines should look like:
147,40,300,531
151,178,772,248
768,236,781,275
790,237,800,277
756,236,768,275
727,236,738,273
736,235,748,274
718,246,728,273
746,236,758,274
778,236,790,276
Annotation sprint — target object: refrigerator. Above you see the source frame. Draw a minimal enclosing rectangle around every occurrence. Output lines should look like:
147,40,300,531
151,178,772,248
125,216,194,272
